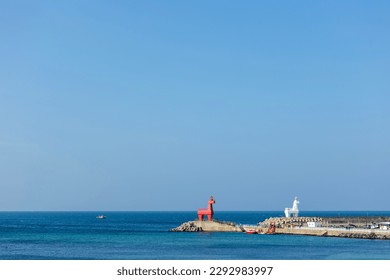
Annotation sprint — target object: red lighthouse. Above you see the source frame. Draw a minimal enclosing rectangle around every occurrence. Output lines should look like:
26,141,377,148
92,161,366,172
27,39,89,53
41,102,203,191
197,196,215,221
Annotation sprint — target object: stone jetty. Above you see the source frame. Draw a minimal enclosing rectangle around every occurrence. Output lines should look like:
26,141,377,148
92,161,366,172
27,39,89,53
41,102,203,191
259,217,323,228
171,216,390,240
257,216,390,239
170,220,243,232
170,222,203,232
259,216,390,229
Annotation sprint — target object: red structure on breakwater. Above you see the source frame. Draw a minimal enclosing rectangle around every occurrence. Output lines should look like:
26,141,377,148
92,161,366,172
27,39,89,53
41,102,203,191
197,196,215,221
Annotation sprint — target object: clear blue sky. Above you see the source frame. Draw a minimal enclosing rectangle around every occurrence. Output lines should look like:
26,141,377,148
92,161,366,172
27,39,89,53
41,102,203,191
1,1,389,211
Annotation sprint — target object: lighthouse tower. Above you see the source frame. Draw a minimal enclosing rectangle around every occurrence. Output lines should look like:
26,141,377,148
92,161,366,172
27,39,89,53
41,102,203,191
284,197,299,217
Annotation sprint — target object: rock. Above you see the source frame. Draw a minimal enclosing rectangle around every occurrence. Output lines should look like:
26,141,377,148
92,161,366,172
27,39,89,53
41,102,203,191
170,222,203,232
258,217,324,228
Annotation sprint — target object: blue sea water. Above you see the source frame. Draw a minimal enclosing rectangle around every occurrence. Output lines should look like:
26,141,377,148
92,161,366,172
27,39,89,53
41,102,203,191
0,211,389,260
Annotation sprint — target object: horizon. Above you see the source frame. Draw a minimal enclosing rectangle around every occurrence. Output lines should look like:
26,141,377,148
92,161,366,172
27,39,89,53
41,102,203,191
1,209,390,213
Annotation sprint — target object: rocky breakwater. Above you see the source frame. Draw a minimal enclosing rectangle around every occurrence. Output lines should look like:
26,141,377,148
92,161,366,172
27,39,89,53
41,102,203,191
338,232,389,240
259,217,323,228
258,217,390,240
170,221,203,232
170,220,243,232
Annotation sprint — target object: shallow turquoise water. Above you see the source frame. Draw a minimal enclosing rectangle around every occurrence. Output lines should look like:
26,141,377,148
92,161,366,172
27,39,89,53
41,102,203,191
0,211,389,259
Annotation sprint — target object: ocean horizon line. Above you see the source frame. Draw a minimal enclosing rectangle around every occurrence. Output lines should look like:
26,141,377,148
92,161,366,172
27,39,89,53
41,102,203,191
0,210,389,213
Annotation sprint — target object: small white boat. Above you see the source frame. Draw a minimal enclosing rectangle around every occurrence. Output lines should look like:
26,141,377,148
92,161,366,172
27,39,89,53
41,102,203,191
96,215,107,219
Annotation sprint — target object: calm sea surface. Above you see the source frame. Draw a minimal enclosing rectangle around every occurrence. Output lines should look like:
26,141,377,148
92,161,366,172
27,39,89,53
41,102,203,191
1,211,389,260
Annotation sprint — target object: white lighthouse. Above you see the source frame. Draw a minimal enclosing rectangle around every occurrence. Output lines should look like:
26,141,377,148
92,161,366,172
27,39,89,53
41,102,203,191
284,197,299,217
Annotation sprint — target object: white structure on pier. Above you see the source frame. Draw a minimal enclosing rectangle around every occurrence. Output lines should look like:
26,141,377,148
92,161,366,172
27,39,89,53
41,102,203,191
379,222,390,230
284,197,299,217
307,221,322,228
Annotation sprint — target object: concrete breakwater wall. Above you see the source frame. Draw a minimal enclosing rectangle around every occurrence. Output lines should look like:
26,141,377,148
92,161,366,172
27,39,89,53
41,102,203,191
322,216,389,226
171,217,390,239
258,216,390,239
275,227,390,239
260,216,390,228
